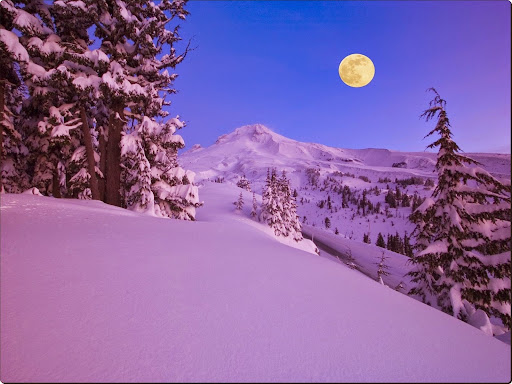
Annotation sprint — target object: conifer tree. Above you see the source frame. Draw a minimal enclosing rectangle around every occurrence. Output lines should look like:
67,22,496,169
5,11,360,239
1,0,200,219
0,1,31,192
376,233,386,248
120,132,153,211
234,191,244,211
78,0,191,207
135,117,200,220
375,251,390,282
236,175,251,191
4,0,70,197
251,192,257,217
261,168,281,235
260,168,302,241
408,88,511,328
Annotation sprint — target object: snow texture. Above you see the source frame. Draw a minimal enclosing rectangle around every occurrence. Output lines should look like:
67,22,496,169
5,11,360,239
1,186,510,382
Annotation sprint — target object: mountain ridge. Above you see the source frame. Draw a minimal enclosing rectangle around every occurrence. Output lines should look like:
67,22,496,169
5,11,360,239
181,124,511,182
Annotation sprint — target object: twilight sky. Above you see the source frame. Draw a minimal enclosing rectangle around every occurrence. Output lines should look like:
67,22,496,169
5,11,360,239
169,1,510,153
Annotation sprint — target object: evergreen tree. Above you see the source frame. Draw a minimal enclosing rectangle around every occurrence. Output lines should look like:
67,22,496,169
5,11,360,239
385,190,397,208
375,252,390,282
251,192,257,218
234,191,244,211
395,185,401,201
9,0,75,198
360,189,367,215
0,4,30,193
277,170,302,241
120,132,153,211
404,231,413,258
136,117,201,220
261,168,281,235
236,175,251,191
408,88,511,328
75,0,191,207
260,168,302,241
376,232,386,248
0,0,199,219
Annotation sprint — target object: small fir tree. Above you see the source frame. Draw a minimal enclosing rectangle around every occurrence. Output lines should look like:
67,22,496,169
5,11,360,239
375,251,390,283
251,192,257,218
376,233,386,248
234,191,244,211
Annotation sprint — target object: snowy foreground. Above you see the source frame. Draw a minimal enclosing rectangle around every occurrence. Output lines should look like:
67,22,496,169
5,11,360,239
1,184,511,382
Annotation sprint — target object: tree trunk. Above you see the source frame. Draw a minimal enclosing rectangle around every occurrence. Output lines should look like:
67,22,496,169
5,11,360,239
52,164,61,198
98,130,106,201
0,80,5,193
79,107,100,200
104,105,123,207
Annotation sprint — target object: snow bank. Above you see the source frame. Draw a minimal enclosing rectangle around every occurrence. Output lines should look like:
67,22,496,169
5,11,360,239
1,193,510,382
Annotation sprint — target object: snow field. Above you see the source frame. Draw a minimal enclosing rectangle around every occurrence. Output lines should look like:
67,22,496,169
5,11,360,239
1,188,510,382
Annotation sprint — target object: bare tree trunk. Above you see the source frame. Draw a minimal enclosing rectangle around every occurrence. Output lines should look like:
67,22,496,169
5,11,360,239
0,80,5,193
79,107,100,200
52,164,61,198
104,105,123,207
98,130,106,201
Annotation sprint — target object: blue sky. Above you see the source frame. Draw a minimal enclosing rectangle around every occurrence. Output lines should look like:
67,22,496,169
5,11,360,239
169,1,510,153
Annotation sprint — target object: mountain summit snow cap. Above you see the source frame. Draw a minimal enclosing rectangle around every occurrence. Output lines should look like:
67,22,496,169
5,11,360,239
215,124,280,145
233,124,274,136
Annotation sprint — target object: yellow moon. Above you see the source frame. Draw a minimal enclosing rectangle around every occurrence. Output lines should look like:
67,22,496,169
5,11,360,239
338,54,375,87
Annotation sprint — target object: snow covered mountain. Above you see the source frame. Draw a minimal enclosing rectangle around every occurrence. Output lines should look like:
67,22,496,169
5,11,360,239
181,124,510,183
181,124,511,243
1,187,510,382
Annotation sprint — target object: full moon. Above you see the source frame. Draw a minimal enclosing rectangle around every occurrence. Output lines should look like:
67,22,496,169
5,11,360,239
338,54,375,88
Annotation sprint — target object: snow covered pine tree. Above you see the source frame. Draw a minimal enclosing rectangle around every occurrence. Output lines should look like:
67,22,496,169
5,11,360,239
0,0,31,193
408,88,511,330
260,168,302,241
251,191,257,217
261,168,281,234
0,0,200,219
234,191,244,211
236,175,251,191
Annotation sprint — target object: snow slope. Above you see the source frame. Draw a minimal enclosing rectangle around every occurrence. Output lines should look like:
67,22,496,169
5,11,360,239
1,187,510,382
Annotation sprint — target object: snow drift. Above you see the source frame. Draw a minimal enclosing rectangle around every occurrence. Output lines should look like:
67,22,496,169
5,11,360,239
1,186,510,382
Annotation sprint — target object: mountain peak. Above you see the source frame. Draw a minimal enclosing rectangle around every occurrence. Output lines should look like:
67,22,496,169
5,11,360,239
233,124,274,136
215,124,282,145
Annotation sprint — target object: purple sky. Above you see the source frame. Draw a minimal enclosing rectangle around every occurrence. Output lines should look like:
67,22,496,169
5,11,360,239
169,1,510,154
